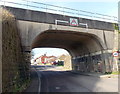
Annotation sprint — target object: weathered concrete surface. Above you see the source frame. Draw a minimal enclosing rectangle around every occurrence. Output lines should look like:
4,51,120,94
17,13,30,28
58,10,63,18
14,8,117,73
5,6,114,31
17,20,117,73
112,30,119,72
3,6,119,74
17,20,114,51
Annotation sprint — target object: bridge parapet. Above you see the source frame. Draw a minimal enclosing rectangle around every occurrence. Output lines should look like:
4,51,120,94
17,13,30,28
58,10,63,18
3,6,115,31
0,0,118,23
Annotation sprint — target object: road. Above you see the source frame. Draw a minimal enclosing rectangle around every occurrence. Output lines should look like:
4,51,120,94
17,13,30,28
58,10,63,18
31,65,118,93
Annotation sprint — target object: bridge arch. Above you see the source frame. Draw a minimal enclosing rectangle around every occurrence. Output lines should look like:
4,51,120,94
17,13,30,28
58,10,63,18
31,30,106,73
31,30,105,55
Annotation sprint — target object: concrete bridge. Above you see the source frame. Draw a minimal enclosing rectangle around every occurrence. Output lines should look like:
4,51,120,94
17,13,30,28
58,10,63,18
0,5,119,92
5,6,118,72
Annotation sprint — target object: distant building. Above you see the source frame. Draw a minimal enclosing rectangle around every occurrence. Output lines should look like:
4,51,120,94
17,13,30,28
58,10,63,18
58,54,72,70
33,54,57,65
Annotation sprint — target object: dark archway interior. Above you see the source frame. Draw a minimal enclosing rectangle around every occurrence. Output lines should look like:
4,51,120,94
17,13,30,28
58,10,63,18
31,30,104,72
32,30,103,57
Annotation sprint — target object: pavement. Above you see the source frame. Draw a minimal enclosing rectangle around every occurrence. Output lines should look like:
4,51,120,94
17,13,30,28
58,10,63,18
46,66,119,78
71,71,119,78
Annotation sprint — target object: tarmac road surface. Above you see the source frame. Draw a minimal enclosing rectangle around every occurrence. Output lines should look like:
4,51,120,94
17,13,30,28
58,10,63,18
25,65,118,93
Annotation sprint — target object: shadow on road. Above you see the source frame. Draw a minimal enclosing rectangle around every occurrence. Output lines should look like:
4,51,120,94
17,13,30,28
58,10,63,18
24,65,118,93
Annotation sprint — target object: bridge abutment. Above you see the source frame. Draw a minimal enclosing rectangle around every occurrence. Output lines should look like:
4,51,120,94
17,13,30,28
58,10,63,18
112,30,119,72
72,50,118,73
0,3,118,93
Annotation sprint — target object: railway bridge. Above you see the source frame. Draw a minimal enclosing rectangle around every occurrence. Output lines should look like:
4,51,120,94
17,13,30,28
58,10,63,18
0,1,119,92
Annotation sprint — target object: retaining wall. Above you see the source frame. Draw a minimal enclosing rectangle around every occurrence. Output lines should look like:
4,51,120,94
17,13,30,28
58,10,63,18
1,8,30,92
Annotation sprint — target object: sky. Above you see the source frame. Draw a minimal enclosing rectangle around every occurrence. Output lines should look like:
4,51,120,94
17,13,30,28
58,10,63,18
32,0,119,58
1,0,118,18
44,1,118,17
32,48,69,58
1,0,119,58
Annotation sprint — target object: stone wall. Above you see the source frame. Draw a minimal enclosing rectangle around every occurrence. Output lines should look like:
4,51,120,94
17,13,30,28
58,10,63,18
1,8,30,92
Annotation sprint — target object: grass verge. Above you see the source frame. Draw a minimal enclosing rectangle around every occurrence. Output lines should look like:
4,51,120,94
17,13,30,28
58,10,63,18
13,79,31,93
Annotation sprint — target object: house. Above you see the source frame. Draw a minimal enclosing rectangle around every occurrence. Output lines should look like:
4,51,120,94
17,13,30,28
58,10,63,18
33,54,57,65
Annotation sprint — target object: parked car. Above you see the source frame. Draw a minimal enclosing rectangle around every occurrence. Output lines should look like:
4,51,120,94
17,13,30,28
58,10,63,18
51,61,57,65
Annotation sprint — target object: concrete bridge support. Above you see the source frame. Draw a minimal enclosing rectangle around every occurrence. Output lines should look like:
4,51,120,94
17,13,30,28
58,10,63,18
22,46,31,63
0,3,119,93
17,19,118,73
112,30,119,72
30,28,118,73
17,20,118,73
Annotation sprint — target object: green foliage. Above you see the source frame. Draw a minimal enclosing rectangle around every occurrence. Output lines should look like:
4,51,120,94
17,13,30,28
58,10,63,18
2,8,30,92
113,23,119,30
112,71,120,75
57,61,64,66
104,71,120,75
104,72,112,74
13,79,31,93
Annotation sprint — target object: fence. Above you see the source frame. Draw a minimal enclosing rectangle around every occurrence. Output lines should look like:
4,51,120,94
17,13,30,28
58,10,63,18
0,0,118,23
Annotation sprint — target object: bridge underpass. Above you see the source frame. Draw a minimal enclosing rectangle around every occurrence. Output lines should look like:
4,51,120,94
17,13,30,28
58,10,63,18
17,18,117,73
0,4,119,93
31,30,105,73
1,5,117,74
29,29,118,92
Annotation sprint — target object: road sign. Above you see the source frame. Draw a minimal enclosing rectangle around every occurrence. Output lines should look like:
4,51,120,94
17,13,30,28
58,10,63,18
112,51,119,57
70,18,78,26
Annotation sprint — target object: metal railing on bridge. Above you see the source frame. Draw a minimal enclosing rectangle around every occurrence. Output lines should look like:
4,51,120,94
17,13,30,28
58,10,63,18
0,0,119,23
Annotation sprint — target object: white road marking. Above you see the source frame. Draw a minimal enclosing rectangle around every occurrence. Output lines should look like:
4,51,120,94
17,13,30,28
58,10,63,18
55,87,60,89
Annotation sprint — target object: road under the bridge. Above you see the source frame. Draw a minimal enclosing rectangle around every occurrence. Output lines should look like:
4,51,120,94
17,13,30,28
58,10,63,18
24,65,118,92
